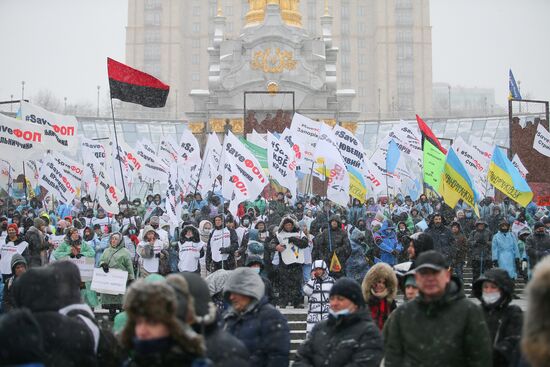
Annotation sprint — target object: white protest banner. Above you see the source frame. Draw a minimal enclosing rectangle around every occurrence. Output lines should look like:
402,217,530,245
198,133,222,196
158,136,180,166
364,158,385,197
0,239,28,274
67,257,95,282
389,121,423,167
533,123,550,157
332,125,365,171
267,132,297,199
135,139,169,183
179,128,201,164
289,113,321,167
91,268,128,295
52,152,83,187
48,235,65,250
20,101,78,152
0,160,14,189
248,129,268,149
39,155,79,204
24,161,40,188
0,112,46,160
81,152,100,197
81,137,108,165
224,131,268,199
512,154,529,179
470,137,493,163
96,169,123,214
313,124,349,207
452,136,490,196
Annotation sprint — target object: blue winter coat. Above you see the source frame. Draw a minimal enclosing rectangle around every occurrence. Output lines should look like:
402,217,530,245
492,232,520,279
345,231,370,283
223,297,290,367
374,222,402,266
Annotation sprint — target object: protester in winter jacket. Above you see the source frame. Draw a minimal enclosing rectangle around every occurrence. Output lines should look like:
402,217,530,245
492,221,521,280
0,223,27,281
348,198,366,226
82,225,104,267
312,215,351,279
270,215,309,307
120,279,206,367
488,206,505,234
468,220,493,281
206,215,239,271
406,232,434,265
2,254,27,312
295,277,384,367
424,213,455,266
473,268,523,367
177,225,205,273
383,251,492,367
0,308,46,365
223,267,290,367
12,264,99,367
245,254,275,304
522,256,550,367
450,221,468,281
525,222,550,268
52,226,95,260
23,217,49,268
179,272,250,367
99,232,135,317
362,262,398,330
303,260,334,334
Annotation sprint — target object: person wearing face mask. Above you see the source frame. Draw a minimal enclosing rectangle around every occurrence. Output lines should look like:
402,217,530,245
245,255,274,304
295,277,383,367
492,221,521,280
362,262,398,330
473,268,523,367
177,225,205,273
525,221,550,269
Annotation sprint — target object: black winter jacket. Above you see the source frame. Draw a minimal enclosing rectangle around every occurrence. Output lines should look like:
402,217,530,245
294,309,383,367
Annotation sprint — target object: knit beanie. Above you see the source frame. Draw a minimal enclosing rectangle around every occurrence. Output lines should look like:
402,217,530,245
534,222,545,231
33,217,45,229
329,277,365,307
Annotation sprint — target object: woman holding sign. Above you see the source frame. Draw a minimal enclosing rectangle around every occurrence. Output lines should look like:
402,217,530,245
0,223,28,281
99,232,135,318
137,225,168,278
52,227,99,309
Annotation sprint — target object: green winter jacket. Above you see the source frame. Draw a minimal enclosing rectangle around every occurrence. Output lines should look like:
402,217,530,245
383,277,492,367
99,234,135,306
53,240,95,260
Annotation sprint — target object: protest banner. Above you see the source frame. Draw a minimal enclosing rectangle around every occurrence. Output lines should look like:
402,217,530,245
533,123,550,157
0,239,28,274
39,155,80,204
0,112,45,161
91,268,128,295
65,256,95,282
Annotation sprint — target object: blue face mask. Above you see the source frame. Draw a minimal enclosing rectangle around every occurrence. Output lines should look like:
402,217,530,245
329,308,351,318
251,267,261,274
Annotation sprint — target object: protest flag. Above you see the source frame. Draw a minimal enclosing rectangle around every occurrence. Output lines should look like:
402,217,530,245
386,139,401,174
439,148,480,212
416,114,447,155
488,147,533,207
107,58,169,108
508,69,522,100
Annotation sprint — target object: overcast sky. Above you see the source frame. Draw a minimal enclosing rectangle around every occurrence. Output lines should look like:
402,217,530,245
0,0,548,113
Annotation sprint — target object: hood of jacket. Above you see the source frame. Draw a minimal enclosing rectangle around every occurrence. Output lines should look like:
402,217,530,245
10,253,27,273
472,268,514,307
362,262,398,303
108,232,124,249
181,225,200,243
223,267,265,301
141,225,157,241
278,215,300,232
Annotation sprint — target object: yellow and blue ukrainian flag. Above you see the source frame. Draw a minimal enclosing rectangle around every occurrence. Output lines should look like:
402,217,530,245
488,147,533,207
438,147,480,210
347,165,367,203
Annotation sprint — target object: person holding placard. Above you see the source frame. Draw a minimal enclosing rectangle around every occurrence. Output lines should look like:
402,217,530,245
137,225,168,278
0,223,28,281
99,232,135,318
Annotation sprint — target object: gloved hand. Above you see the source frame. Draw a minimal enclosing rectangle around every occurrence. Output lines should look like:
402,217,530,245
155,253,161,258
288,237,298,245
101,264,109,273
69,253,76,258
492,260,498,268
76,253,83,259
522,260,528,271
219,247,230,254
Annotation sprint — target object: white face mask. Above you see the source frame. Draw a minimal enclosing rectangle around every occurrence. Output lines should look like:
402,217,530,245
482,291,501,305
329,308,351,318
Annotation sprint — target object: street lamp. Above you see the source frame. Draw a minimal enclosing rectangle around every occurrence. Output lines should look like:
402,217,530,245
448,85,451,116
378,88,381,122
10,94,13,112
64,97,67,114
21,81,25,101
97,85,101,117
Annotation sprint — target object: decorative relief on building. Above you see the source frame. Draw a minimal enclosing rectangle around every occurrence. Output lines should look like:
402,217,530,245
323,119,337,127
209,119,225,133
188,122,205,134
341,121,358,134
230,118,244,133
251,48,297,73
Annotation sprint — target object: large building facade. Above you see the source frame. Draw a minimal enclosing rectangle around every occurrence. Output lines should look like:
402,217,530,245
124,0,432,121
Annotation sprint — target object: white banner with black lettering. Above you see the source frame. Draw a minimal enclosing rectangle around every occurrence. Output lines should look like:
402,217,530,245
39,155,79,204
533,123,550,157
20,101,78,152
135,139,169,184
96,168,123,214
0,113,46,160
289,113,321,168
512,154,528,179
332,125,366,171
268,132,297,199
198,133,222,197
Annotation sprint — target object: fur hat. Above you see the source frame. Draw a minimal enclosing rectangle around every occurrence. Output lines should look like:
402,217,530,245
122,279,205,356
522,256,550,367
362,262,398,303
33,217,45,229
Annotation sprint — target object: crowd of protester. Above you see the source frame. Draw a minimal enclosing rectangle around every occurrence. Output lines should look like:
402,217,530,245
0,190,549,366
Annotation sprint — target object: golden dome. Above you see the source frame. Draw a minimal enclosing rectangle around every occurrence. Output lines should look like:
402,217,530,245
245,0,302,28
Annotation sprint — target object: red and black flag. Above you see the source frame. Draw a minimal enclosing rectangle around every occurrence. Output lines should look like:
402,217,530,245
107,57,169,108
416,114,447,154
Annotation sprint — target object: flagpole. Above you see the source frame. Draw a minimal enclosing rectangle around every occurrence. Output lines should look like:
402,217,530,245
22,161,28,203
110,98,130,207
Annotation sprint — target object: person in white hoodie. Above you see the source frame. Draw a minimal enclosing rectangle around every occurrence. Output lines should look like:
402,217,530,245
177,224,205,273
136,225,167,277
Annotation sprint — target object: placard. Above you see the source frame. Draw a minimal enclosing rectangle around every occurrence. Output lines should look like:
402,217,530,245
66,256,95,282
91,268,128,295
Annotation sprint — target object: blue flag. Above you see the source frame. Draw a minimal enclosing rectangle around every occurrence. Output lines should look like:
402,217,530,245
509,69,522,100
386,139,400,174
